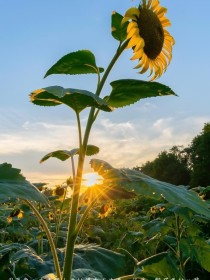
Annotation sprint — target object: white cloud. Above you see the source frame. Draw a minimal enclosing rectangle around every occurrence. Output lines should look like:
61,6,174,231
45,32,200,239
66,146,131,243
0,121,79,154
0,114,210,180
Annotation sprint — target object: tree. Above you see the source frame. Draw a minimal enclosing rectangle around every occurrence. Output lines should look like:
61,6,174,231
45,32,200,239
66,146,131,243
188,123,210,188
135,146,191,186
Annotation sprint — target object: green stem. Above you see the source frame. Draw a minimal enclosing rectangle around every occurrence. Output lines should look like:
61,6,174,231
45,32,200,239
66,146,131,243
74,184,113,236
62,41,127,280
71,156,76,185
24,200,62,280
55,186,68,248
76,111,82,149
95,41,128,97
62,155,84,279
175,215,185,278
113,274,141,280
5,267,18,280
161,239,177,256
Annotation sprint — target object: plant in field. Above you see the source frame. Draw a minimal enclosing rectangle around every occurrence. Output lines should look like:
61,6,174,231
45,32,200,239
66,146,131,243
1,0,209,279
142,203,210,278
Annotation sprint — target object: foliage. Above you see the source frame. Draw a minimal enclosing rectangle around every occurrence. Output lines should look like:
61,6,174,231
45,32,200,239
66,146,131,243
2,1,210,279
136,146,191,186
90,159,210,218
0,163,48,204
188,123,210,187
136,123,210,189
44,50,104,77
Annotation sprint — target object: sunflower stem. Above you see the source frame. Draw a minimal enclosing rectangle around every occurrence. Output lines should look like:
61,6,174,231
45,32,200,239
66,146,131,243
74,184,113,236
62,41,127,280
24,199,62,280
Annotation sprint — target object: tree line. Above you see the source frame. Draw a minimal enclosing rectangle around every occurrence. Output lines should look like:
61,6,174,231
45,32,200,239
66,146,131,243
134,122,210,188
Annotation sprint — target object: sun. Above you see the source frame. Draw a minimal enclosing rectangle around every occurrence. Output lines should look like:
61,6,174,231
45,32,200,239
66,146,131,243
82,172,103,187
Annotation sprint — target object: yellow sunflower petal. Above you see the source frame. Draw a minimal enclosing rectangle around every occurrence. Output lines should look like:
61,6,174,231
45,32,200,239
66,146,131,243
130,48,144,60
134,54,147,69
7,216,12,223
139,59,150,74
154,6,167,15
162,49,172,61
17,211,24,219
156,6,167,16
126,35,141,49
163,43,172,54
127,21,138,33
122,16,136,24
127,27,139,39
151,0,160,10
133,38,145,52
158,53,168,67
124,7,140,18
147,0,153,9
160,18,171,27
122,7,140,24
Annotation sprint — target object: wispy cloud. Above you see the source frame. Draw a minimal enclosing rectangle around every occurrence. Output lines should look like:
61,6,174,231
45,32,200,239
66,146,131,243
0,114,210,180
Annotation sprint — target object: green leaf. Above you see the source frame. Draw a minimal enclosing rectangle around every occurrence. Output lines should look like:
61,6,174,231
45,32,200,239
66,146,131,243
11,247,54,278
40,145,100,163
90,159,210,218
0,163,48,204
142,217,173,238
111,12,128,42
106,79,177,108
85,145,100,156
72,269,104,279
135,252,183,279
191,238,210,272
30,86,112,113
0,243,54,279
74,244,126,278
168,206,194,223
44,50,104,77
40,149,79,163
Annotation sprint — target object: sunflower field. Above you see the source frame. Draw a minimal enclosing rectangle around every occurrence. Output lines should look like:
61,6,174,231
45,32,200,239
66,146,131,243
1,0,210,279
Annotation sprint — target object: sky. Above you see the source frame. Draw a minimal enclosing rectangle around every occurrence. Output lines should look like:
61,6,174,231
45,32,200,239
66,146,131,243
1,0,210,184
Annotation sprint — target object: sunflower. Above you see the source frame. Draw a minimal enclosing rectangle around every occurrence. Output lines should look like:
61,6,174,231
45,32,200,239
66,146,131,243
122,0,174,80
150,206,157,214
48,212,54,221
7,209,24,223
98,204,113,219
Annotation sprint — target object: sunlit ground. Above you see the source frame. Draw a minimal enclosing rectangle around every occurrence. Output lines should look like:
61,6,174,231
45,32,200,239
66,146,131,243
82,172,103,187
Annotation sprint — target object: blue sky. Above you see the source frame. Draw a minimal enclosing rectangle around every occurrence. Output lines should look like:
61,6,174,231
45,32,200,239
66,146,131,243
1,0,210,182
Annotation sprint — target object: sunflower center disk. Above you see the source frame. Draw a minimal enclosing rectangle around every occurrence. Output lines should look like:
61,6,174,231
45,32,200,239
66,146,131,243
138,8,164,60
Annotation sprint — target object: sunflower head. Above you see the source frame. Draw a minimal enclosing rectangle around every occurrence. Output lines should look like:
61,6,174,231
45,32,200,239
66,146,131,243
48,212,54,221
98,203,113,219
7,209,24,223
150,206,157,214
122,0,175,80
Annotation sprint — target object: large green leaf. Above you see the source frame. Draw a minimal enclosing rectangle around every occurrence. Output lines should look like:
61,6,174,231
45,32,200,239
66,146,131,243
90,159,210,218
134,252,183,279
0,163,48,204
40,145,100,163
190,238,210,272
111,12,128,42
74,244,126,278
0,243,54,279
142,217,173,238
30,86,112,112
44,50,104,77
72,269,103,279
106,79,177,108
